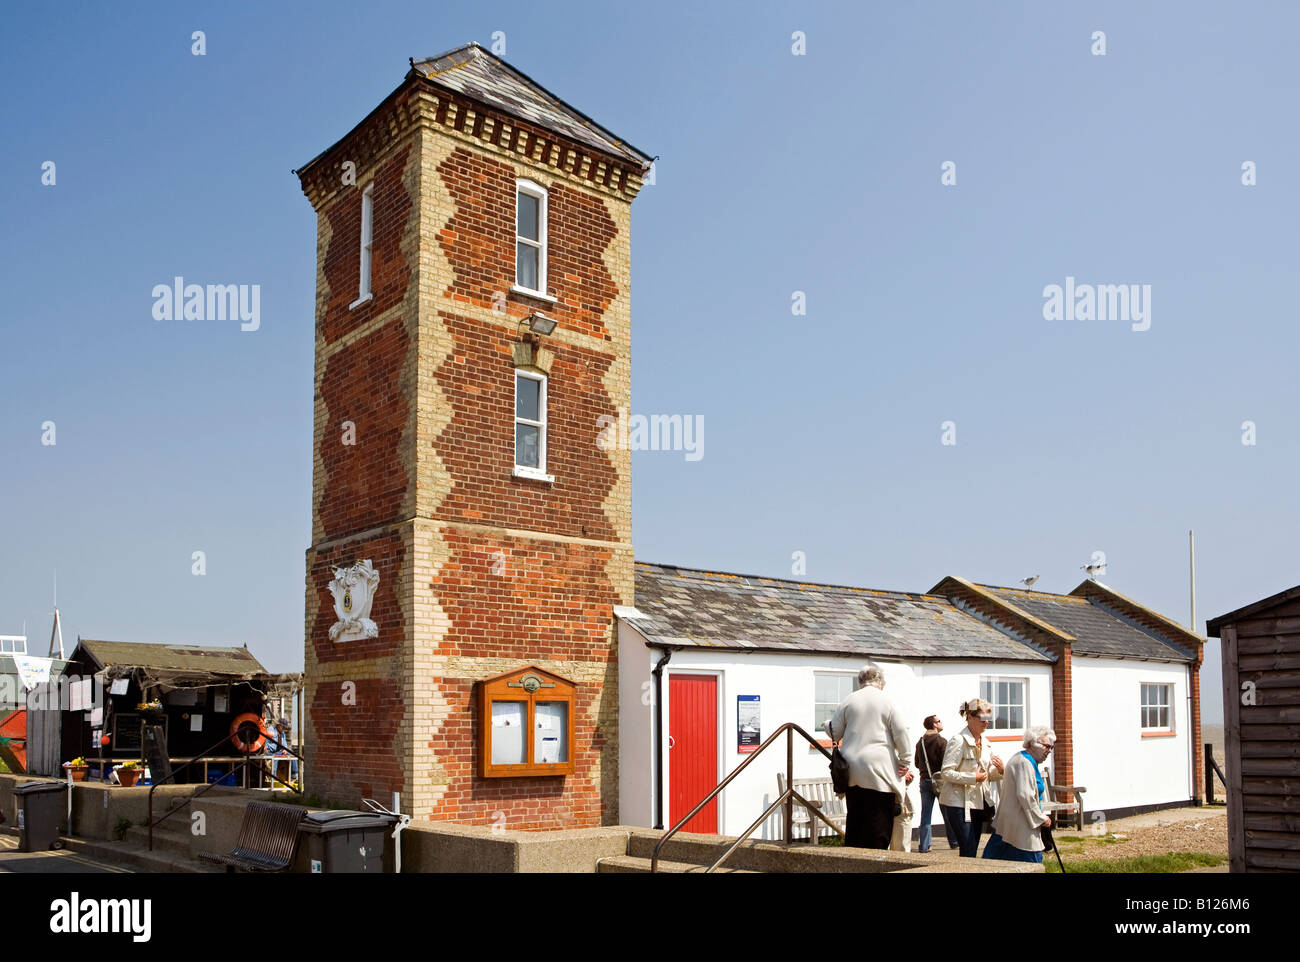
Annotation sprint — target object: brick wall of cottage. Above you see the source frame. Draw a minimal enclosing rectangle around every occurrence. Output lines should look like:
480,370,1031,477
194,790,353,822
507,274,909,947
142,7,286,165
300,78,644,827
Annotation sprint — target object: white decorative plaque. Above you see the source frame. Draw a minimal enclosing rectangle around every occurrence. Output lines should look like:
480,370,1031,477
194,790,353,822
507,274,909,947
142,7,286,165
328,560,381,642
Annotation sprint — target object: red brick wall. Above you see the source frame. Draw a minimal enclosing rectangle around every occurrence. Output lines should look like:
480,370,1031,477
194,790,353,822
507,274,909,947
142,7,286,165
436,146,618,337
423,144,626,827
432,310,618,539
1050,647,1075,802
304,92,630,828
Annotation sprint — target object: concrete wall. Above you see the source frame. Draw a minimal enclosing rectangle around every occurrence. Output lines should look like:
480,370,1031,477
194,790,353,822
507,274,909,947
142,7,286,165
0,774,201,841
1071,656,1193,815
617,637,1055,839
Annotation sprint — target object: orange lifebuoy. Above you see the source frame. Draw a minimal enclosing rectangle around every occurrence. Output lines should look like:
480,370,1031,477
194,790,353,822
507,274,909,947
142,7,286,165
229,713,267,753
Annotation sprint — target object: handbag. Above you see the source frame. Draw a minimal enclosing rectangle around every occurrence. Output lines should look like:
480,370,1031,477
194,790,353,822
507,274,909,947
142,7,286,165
827,721,850,795
921,733,943,789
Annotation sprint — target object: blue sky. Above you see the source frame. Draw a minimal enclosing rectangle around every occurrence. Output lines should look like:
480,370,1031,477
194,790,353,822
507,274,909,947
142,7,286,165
5,2,1299,722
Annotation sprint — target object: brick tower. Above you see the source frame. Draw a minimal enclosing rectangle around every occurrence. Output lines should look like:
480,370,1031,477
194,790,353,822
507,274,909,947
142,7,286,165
295,44,651,827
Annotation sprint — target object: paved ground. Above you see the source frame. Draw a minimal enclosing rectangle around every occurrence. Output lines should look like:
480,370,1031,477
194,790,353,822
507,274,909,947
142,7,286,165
900,804,1229,871
0,831,133,873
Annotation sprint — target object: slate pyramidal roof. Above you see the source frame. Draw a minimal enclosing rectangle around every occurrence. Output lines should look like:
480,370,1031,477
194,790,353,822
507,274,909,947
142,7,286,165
624,563,1200,664
299,42,653,178
409,43,652,168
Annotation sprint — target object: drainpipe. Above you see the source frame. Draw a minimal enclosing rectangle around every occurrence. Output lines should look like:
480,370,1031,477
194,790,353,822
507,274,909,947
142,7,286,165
651,646,675,830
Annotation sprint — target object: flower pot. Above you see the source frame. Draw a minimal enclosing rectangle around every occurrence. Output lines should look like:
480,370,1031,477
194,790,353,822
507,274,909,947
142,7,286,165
68,766,88,782
117,769,140,788
140,711,165,726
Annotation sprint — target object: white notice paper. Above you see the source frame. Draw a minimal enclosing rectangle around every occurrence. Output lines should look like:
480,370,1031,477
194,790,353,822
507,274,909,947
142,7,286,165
213,694,228,713
90,707,103,726
190,713,203,732
110,678,129,696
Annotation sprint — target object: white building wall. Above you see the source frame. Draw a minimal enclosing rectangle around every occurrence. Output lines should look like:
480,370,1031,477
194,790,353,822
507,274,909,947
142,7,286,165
617,620,656,827
1070,656,1193,815
618,628,1055,840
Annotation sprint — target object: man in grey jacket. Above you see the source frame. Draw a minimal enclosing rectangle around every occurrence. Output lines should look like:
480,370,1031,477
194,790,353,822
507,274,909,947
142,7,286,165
826,666,912,849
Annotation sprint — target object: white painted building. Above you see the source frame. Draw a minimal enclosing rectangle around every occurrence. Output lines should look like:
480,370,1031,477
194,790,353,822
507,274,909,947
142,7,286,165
618,564,1205,840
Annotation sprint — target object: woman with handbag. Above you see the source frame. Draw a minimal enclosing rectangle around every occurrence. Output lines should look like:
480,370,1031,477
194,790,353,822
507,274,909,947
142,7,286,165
938,698,1004,857
826,666,912,849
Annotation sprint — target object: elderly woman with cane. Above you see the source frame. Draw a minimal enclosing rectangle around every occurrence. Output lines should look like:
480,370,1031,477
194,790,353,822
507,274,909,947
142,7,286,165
939,697,1004,857
984,726,1056,864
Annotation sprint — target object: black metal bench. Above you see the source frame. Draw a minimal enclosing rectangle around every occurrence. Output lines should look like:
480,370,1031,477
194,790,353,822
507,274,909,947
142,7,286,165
197,801,306,872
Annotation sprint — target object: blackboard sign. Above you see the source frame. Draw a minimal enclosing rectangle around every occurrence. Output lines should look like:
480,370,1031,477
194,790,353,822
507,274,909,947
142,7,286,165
112,713,142,752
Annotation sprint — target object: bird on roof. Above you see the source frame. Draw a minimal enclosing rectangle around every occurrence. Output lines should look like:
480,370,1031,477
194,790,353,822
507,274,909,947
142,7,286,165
1020,575,1039,589
1080,562,1107,579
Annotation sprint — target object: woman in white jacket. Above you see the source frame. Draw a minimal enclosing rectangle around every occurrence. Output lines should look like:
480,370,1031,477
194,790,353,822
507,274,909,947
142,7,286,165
938,698,1004,857
984,726,1055,863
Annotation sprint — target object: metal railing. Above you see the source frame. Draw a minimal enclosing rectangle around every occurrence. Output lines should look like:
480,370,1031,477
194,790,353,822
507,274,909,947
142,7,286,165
650,722,845,873
147,723,304,851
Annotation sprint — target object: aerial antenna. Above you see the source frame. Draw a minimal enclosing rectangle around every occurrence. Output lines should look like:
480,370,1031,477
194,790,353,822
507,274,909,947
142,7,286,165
1189,530,1197,632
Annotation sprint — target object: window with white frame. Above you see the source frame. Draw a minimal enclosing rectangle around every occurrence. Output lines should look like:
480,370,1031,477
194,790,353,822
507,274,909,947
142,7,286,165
514,370,547,477
514,180,547,295
1140,683,1172,730
814,672,856,733
352,183,374,307
980,677,1027,732
0,637,26,654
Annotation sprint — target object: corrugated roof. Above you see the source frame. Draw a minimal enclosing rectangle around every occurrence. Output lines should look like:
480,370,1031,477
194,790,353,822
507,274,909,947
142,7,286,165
624,564,1053,662
410,43,652,168
77,640,267,676
981,587,1195,662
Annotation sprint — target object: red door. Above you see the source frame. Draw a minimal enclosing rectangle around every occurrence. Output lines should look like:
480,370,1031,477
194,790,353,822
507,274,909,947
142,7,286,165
669,673,718,834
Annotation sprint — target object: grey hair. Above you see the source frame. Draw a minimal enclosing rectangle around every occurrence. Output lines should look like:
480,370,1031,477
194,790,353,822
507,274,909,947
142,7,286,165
1024,725,1056,750
858,666,885,689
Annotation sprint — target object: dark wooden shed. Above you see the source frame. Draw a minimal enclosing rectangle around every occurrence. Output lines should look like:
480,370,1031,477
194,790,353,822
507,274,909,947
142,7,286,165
1207,585,1300,872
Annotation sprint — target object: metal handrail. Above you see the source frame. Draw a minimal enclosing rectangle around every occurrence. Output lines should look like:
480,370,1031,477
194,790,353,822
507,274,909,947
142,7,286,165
147,725,304,851
650,722,846,873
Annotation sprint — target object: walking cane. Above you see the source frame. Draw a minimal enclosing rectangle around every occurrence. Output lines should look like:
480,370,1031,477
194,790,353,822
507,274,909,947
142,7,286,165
1041,824,1065,872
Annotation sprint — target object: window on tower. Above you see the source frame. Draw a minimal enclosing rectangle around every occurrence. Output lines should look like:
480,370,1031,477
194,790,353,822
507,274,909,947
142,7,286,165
513,180,548,298
350,183,374,309
513,370,551,481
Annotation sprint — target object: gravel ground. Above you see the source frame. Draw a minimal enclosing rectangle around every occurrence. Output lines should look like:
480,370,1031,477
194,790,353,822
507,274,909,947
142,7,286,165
1052,807,1228,863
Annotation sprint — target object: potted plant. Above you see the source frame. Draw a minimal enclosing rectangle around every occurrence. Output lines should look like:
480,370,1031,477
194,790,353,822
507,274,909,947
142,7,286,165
63,757,89,782
137,700,164,723
115,760,141,788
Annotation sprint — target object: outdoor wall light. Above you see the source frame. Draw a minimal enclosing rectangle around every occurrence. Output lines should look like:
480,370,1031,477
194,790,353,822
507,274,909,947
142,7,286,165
521,312,557,337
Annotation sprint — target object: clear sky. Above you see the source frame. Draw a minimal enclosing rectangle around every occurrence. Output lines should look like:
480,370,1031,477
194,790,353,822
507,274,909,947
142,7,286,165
5,1,1299,722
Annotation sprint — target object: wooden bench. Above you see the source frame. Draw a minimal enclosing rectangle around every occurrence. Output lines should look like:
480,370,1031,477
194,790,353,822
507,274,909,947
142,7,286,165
775,774,847,841
1042,782,1087,832
197,801,306,872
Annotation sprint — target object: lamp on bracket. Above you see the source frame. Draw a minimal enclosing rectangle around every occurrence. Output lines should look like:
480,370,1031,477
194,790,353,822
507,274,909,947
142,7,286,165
513,312,557,369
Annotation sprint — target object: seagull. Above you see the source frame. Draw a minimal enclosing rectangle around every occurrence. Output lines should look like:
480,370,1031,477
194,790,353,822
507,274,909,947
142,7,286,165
1080,562,1107,580
1020,576,1039,589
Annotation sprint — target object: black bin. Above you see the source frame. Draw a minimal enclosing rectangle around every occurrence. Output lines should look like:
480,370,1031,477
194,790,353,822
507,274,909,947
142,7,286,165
13,781,67,852
298,811,396,873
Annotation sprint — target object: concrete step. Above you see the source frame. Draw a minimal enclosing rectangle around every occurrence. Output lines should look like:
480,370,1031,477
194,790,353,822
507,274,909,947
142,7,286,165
597,854,759,873
122,824,191,855
626,830,916,874
60,836,222,874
